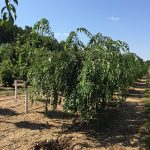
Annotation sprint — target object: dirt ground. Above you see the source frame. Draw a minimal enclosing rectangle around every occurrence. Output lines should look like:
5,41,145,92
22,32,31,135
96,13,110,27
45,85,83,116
0,79,147,150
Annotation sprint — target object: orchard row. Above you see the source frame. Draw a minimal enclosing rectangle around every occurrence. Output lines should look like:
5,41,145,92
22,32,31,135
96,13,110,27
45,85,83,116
0,18,148,120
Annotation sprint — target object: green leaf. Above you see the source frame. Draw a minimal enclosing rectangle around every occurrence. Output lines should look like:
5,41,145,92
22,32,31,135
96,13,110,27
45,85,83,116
6,3,11,12
8,12,14,25
5,0,9,6
13,0,18,5
0,20,5,26
10,4,16,14
1,6,6,14
3,12,7,21
14,13,17,19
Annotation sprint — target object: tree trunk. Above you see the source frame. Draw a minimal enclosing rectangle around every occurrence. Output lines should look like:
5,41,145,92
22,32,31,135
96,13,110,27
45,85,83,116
44,95,48,116
53,89,58,110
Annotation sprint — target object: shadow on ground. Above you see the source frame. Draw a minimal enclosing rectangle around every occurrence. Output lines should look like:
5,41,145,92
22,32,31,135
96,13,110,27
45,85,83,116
59,79,147,149
0,108,18,116
15,121,54,130
143,99,150,149
127,89,145,98
60,102,144,149
132,79,146,89
39,110,76,120
127,78,146,98
143,79,150,149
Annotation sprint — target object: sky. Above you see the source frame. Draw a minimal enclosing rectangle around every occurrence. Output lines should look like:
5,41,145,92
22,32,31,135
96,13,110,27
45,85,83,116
1,0,150,60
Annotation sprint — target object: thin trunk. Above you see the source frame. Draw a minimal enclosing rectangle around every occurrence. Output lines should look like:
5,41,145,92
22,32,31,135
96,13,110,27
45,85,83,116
53,89,58,110
44,95,48,116
25,82,28,113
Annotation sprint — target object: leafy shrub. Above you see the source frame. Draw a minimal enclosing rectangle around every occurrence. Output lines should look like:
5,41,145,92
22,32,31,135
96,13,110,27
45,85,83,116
0,60,14,87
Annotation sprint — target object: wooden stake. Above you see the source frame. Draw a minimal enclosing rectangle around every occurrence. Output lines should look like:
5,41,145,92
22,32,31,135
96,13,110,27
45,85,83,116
14,80,17,102
25,83,28,113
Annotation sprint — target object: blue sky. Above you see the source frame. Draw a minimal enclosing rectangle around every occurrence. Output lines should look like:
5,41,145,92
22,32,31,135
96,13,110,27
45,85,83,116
2,0,150,60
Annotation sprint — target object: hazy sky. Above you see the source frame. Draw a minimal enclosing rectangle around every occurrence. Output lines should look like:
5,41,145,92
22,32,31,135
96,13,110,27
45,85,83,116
3,0,150,60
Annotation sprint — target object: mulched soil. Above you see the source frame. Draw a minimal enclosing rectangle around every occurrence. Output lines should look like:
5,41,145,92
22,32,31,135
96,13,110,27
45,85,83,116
0,79,147,150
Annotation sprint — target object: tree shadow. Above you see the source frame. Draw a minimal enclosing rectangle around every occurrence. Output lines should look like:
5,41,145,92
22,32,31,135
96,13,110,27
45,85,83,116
60,102,145,149
132,81,146,88
143,98,150,149
0,108,18,116
126,79,146,98
12,85,24,89
127,89,145,98
15,121,54,130
39,110,76,120
130,78,147,88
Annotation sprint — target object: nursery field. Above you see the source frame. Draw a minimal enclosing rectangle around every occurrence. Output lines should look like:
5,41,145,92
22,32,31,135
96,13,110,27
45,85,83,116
0,1,150,150
0,78,148,150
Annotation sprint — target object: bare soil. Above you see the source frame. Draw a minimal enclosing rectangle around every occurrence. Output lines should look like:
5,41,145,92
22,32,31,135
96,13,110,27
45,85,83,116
0,79,147,150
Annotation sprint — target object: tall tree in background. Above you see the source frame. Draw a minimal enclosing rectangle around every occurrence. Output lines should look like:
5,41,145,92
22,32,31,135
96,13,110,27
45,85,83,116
0,25,23,43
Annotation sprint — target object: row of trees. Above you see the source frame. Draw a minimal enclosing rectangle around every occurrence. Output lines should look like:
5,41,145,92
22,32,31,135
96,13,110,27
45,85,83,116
0,18,148,121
